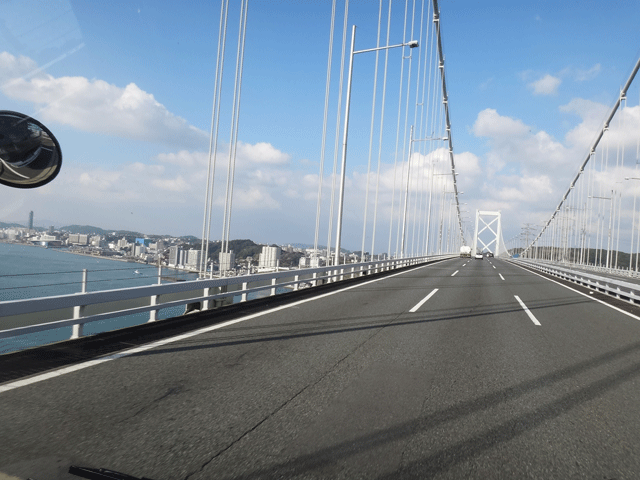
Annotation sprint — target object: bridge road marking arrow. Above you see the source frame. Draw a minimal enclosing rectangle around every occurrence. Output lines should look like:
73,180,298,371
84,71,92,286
514,295,541,326
410,288,439,313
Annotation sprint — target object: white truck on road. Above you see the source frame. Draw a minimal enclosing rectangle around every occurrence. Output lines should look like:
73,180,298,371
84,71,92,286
459,246,471,257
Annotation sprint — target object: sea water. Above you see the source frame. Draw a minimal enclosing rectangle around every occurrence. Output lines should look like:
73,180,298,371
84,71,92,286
0,243,198,354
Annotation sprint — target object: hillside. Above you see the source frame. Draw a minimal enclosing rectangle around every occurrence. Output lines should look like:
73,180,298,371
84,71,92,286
60,225,109,235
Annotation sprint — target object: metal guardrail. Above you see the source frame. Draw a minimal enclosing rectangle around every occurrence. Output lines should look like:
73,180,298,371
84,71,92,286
518,257,640,279
0,254,454,342
513,259,640,304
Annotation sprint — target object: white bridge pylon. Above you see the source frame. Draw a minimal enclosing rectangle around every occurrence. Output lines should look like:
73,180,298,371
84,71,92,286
473,210,502,256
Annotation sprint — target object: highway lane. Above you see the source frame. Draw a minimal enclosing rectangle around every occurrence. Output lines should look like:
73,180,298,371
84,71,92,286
3,257,640,478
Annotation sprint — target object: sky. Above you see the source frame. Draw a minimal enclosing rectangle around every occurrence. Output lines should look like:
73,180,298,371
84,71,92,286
0,0,639,252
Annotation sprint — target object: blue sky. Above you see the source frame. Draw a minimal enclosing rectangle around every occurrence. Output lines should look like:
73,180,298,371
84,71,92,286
1,0,639,252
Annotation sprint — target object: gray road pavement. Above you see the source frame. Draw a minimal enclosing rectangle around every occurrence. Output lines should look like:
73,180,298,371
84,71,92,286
2,257,640,479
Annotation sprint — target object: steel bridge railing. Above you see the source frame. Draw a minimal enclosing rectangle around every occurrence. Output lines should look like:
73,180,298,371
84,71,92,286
512,258,640,304
0,254,454,347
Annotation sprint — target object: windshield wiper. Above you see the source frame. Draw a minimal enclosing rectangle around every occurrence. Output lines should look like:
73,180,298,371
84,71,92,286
68,465,156,480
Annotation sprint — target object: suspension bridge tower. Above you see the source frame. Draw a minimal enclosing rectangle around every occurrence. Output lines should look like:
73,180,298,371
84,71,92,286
473,210,503,256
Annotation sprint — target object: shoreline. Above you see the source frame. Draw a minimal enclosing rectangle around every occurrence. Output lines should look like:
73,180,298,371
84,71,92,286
0,241,200,276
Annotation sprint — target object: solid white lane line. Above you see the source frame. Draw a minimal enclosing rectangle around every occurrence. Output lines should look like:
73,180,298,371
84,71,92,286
510,261,640,323
410,288,439,313
514,295,541,326
451,270,459,277
0,259,456,394
499,274,505,281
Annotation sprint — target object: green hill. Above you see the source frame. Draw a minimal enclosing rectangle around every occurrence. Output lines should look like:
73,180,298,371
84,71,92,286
60,225,108,235
0,222,25,229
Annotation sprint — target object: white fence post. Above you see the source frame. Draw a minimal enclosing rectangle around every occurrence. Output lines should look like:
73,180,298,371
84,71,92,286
71,269,88,339
241,282,248,302
271,277,277,296
203,287,211,310
148,294,159,322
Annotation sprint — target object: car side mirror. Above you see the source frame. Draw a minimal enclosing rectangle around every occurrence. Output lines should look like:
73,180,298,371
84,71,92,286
0,111,62,189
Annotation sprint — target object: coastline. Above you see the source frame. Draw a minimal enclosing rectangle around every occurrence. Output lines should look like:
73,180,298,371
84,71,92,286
0,241,200,275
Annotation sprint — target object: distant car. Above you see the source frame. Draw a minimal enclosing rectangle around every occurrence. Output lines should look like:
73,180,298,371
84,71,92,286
475,253,483,259
486,252,494,257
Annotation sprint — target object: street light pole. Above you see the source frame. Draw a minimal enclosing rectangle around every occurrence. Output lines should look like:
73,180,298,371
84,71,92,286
333,25,418,265
400,125,414,258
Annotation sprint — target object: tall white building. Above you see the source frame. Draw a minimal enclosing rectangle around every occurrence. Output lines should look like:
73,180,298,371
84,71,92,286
169,246,182,266
187,249,202,269
259,246,281,268
219,251,235,273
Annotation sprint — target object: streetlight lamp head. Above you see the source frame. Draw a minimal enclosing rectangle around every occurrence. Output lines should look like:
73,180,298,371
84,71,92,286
407,40,419,48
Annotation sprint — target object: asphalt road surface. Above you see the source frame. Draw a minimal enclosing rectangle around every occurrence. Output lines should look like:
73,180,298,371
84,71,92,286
3,257,640,479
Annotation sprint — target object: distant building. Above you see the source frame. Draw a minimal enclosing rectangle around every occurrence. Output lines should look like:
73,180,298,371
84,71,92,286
28,211,33,231
68,234,89,245
187,249,202,269
48,226,54,234
259,246,281,268
134,244,146,257
117,237,128,249
169,246,183,266
219,251,236,273
90,235,102,247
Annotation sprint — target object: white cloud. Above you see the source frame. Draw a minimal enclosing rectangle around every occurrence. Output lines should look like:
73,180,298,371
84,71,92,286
528,74,561,95
0,52,38,82
472,108,569,176
560,98,609,148
0,51,207,148
472,108,529,138
493,174,554,202
155,150,209,168
236,141,290,164
574,63,601,81
454,151,482,177
78,170,122,191
224,187,281,209
560,64,602,82
151,176,189,192
479,77,494,91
